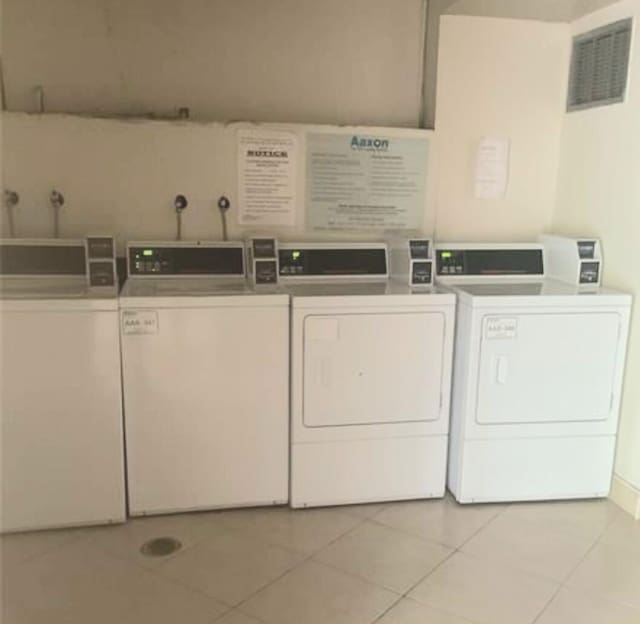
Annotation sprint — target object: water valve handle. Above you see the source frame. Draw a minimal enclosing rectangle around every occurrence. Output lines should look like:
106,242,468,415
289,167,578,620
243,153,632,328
50,190,65,208
218,196,230,212
174,194,188,213
4,190,19,208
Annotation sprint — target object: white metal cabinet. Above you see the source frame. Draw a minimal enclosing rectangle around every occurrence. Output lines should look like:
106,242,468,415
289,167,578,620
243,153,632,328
120,295,289,515
1,301,126,532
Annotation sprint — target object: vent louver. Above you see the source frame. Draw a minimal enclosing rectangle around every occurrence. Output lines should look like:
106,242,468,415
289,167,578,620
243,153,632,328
567,18,632,112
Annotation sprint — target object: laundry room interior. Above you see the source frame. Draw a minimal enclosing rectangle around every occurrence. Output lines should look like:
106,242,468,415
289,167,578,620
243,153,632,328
1,1,639,623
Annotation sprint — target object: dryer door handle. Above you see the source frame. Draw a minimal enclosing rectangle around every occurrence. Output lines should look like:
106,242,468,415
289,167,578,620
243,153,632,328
495,355,509,385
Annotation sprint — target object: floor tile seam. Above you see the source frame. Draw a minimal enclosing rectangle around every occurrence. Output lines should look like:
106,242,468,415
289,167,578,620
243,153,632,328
304,554,413,596
365,516,460,550
232,555,404,617
343,517,462,550
371,594,482,624
0,529,88,568
146,512,369,608
169,516,326,561
496,511,617,545
371,547,461,623
224,540,322,613
109,548,241,610
532,516,621,623
407,544,562,624
212,606,270,624
451,546,568,587
453,507,507,550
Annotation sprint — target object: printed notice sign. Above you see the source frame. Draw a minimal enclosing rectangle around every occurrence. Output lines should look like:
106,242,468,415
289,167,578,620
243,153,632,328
122,310,158,335
474,137,510,199
306,133,429,231
485,317,518,339
237,129,297,226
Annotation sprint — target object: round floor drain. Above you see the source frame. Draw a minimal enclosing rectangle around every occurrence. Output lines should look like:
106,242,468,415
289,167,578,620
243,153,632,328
140,537,182,558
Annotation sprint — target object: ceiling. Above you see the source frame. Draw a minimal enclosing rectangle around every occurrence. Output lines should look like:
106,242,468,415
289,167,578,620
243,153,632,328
444,0,622,22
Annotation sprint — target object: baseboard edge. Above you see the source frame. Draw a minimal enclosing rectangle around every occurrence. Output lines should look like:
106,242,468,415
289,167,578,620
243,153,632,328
610,474,640,519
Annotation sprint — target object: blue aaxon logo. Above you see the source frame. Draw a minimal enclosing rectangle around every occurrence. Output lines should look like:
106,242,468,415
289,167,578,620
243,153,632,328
350,135,390,151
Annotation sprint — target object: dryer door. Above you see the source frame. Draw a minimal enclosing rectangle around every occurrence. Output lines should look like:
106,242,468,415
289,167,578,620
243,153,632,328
476,311,622,425
303,312,445,427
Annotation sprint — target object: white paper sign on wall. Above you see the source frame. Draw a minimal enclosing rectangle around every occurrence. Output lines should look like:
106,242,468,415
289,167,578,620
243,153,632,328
306,132,429,231
237,129,297,227
474,137,510,200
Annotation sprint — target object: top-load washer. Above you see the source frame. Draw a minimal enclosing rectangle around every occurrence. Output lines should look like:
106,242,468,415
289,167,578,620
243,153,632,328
119,240,289,515
435,242,632,503
281,241,456,508
0,237,125,532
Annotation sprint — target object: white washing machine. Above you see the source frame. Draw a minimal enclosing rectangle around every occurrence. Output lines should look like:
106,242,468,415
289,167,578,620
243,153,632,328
119,241,289,515
0,238,125,532
281,242,456,508
435,242,632,503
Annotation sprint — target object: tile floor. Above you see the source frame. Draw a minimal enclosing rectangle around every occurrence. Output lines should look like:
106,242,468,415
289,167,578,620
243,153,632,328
2,495,639,624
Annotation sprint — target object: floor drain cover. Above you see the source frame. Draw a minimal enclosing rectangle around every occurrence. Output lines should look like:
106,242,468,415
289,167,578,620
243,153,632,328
140,537,182,558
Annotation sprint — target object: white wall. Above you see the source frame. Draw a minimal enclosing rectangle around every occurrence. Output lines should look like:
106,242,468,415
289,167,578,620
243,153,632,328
432,15,569,241
553,0,640,495
1,0,426,127
0,113,434,251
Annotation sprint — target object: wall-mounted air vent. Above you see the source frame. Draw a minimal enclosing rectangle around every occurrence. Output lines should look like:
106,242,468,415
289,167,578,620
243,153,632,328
567,18,633,112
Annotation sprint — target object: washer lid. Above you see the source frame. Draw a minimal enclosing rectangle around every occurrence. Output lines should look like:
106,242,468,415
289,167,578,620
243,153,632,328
0,277,118,310
119,277,289,308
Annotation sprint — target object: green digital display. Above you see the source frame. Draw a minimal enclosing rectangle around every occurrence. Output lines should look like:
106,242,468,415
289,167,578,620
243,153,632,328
292,250,301,260
143,249,154,257
441,251,452,258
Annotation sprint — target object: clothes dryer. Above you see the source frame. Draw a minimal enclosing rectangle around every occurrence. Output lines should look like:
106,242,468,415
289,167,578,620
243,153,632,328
281,242,456,508
435,242,632,503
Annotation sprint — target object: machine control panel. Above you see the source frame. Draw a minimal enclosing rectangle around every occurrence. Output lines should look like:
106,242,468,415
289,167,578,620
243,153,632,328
279,246,387,277
388,237,433,286
436,248,544,277
254,259,278,284
86,236,116,289
540,235,602,287
88,261,116,286
87,237,115,259
252,238,277,259
577,241,596,259
0,241,86,276
436,250,465,275
579,261,600,284
411,261,433,285
409,239,429,259
247,237,279,286
128,244,245,276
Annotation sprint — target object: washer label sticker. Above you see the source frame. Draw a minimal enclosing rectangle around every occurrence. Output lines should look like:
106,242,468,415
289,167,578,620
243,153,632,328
485,317,517,339
122,310,158,335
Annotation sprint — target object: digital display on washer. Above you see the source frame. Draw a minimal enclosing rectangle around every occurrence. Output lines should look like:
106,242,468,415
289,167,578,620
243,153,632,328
436,249,544,276
0,243,86,276
129,246,244,276
279,248,387,276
